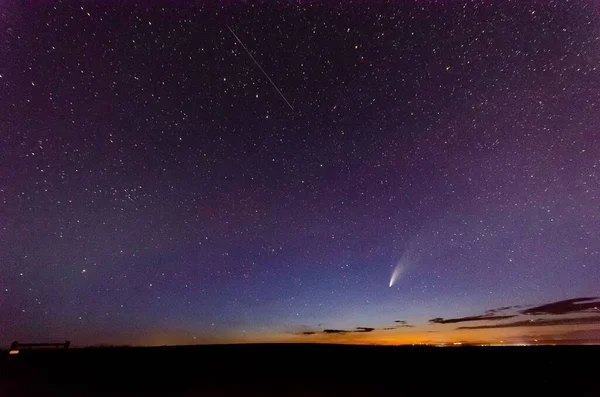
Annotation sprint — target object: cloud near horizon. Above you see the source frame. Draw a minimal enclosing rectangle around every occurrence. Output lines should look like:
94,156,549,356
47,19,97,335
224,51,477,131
521,297,600,316
355,327,375,333
429,314,516,324
429,297,600,327
297,323,413,336
458,316,600,330
317,327,375,334
295,297,600,341
484,305,524,315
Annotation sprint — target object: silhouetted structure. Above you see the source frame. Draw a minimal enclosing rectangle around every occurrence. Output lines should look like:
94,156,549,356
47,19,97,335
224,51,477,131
10,341,70,351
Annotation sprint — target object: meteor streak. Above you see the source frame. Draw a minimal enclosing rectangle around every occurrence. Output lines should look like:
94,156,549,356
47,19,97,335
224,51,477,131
226,24,294,111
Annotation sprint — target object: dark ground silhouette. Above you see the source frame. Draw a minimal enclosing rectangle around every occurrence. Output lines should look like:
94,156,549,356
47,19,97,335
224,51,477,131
1,344,599,396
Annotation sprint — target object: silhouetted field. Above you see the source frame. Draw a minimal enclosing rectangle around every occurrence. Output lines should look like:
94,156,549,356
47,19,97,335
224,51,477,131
1,344,599,396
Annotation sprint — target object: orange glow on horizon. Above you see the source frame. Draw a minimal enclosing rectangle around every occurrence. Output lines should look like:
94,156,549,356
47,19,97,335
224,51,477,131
108,322,600,347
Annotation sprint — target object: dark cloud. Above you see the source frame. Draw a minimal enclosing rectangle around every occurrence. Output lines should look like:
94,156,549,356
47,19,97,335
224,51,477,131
390,320,413,328
429,314,515,324
296,297,600,337
378,325,413,330
484,305,524,315
298,326,379,335
322,327,377,334
520,297,600,316
458,316,600,330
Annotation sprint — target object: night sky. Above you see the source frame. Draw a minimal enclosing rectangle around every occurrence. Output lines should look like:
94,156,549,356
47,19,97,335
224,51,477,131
1,0,600,347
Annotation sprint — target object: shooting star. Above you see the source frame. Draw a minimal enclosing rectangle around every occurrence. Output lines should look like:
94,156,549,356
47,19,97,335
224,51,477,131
226,24,294,111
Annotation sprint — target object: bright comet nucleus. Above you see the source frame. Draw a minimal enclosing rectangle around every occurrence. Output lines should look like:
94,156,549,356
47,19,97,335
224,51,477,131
389,261,406,287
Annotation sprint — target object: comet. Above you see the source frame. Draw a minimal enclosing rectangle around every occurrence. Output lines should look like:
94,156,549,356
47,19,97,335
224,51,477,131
389,260,407,287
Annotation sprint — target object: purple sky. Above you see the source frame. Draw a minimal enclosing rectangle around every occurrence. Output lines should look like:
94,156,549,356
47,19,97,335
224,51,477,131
1,0,599,346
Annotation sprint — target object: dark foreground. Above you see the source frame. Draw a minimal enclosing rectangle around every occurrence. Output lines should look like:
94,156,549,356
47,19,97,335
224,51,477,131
1,344,599,396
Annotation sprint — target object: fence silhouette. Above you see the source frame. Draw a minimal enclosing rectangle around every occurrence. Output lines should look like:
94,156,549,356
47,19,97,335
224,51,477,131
10,341,70,352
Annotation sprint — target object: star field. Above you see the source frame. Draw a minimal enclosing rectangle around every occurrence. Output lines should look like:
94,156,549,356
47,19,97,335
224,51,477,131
1,0,599,346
